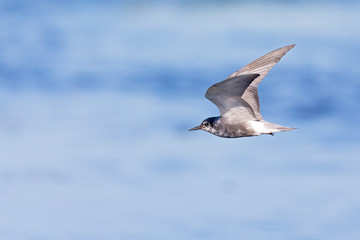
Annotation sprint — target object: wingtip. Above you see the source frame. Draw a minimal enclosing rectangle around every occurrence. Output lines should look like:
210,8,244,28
276,44,296,51
288,44,296,49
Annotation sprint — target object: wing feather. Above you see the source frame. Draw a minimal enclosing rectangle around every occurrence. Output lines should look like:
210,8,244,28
227,44,295,120
205,74,260,121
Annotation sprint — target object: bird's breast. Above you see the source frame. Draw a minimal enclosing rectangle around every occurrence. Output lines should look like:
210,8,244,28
212,120,256,138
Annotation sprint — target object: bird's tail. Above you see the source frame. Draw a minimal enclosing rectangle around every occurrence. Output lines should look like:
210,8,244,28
263,121,297,133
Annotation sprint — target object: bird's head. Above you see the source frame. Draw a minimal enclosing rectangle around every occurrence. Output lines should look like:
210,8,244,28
189,117,218,132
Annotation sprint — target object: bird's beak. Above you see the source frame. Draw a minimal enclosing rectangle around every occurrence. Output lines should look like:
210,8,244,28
189,126,203,131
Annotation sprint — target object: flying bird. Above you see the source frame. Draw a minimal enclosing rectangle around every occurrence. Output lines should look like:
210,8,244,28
189,44,296,138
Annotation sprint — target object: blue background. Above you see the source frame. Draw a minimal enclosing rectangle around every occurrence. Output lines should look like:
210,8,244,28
0,0,360,239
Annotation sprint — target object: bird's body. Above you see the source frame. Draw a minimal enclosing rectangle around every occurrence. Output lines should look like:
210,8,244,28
189,45,296,138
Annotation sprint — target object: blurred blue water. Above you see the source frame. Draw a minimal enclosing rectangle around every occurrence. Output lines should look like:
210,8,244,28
0,1,360,240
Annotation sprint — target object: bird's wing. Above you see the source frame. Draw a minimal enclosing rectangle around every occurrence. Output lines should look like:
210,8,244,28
205,74,260,122
226,44,295,120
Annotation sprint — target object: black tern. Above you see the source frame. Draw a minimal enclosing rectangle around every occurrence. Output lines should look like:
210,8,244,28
189,44,296,138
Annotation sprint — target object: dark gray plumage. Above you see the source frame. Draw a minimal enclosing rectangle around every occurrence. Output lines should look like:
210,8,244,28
189,44,296,138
